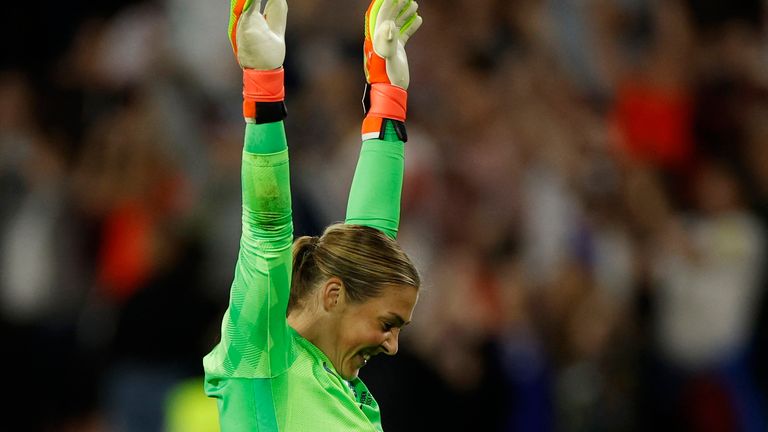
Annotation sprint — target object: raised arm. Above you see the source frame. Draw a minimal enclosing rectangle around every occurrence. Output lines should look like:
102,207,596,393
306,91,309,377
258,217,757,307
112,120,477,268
204,0,294,379
345,0,422,239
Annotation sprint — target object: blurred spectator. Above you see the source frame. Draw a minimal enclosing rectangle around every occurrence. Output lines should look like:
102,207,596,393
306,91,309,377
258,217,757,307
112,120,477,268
649,157,766,431
1,0,768,431
0,70,96,431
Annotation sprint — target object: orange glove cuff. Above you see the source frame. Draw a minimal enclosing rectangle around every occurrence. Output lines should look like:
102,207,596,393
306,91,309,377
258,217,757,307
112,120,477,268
361,84,408,142
243,68,285,103
366,83,407,121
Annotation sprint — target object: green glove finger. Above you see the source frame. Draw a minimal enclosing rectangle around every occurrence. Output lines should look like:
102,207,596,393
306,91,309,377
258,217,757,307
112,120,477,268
396,0,416,26
400,13,420,38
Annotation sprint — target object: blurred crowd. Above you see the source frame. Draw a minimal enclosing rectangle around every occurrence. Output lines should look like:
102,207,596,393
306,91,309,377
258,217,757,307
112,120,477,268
2,0,768,431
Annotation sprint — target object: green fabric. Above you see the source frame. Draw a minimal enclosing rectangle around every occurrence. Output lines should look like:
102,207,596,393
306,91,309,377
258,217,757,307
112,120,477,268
380,119,401,142
203,121,385,431
345,121,405,239
205,329,383,432
245,122,286,154
205,378,279,431
203,145,294,379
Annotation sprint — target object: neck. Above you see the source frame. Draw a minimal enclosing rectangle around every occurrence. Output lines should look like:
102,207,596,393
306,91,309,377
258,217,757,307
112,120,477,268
287,307,340,366
287,308,322,343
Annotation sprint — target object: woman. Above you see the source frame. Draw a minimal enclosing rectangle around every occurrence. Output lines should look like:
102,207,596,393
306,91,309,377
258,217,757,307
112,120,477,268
203,0,423,430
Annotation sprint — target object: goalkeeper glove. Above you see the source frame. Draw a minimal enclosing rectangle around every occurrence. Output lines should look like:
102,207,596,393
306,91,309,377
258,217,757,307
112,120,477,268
229,0,288,123
362,0,422,141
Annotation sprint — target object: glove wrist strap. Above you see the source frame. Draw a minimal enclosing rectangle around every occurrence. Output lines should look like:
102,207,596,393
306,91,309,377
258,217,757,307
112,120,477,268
243,68,286,123
363,83,407,120
361,83,408,142
243,67,285,101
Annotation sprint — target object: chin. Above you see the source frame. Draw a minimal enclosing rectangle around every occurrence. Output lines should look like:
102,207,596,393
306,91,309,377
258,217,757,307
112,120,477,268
342,368,360,380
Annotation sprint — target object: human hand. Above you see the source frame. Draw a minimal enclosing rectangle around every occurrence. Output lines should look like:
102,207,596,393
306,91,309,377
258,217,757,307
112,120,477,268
364,0,422,90
229,0,288,70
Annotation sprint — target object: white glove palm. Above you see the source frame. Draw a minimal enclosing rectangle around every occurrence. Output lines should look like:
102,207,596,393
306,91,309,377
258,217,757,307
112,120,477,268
230,0,288,70
365,0,422,90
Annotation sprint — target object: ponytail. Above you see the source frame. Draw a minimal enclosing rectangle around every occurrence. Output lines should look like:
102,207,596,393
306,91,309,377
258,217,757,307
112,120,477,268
287,224,419,314
289,236,320,312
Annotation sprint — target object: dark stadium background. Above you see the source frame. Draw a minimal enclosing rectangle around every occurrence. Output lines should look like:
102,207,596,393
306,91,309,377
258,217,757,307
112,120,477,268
1,0,767,431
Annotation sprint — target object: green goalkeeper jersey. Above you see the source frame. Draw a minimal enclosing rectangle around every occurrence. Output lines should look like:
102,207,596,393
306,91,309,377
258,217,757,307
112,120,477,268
203,121,405,431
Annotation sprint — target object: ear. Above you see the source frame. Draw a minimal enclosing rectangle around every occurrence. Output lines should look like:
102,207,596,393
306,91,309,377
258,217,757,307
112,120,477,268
321,277,345,312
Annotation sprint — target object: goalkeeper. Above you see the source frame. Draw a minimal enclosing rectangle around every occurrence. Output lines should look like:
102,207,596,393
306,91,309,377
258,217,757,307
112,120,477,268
203,0,423,430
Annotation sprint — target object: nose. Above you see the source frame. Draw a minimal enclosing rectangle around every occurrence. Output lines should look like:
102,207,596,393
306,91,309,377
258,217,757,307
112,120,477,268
382,331,399,356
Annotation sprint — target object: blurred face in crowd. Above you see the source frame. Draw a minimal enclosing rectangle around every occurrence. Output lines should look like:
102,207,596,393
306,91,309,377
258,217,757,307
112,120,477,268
694,160,741,214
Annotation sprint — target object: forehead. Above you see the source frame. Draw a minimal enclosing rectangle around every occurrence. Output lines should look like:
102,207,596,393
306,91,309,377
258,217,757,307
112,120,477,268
358,285,418,320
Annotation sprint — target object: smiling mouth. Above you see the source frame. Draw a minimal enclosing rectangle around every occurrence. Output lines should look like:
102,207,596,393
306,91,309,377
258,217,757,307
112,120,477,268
356,351,372,368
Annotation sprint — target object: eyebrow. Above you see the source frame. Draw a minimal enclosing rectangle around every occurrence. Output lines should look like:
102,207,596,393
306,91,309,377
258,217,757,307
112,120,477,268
385,313,410,327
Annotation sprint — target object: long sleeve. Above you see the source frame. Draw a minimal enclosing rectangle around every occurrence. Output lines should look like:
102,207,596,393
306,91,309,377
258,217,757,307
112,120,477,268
345,121,405,240
203,121,295,379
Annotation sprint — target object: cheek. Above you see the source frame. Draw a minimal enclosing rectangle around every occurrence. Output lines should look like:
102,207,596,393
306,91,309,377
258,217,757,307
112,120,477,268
341,319,383,350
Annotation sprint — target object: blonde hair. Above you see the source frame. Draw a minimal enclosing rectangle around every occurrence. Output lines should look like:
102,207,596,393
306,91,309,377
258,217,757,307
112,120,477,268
288,223,420,313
